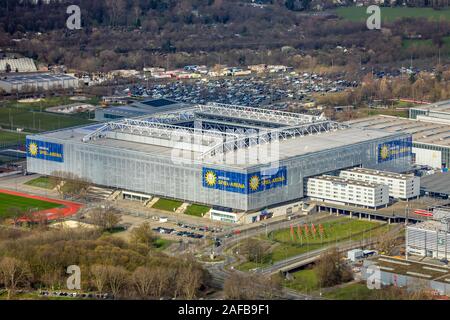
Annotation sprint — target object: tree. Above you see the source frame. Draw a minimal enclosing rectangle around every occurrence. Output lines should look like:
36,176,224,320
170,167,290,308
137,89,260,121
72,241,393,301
377,231,400,256
51,171,91,199
224,272,281,300
2,207,25,226
130,222,157,247
88,207,121,231
0,257,30,299
132,267,156,298
90,264,109,293
315,247,353,288
240,238,269,264
106,265,129,299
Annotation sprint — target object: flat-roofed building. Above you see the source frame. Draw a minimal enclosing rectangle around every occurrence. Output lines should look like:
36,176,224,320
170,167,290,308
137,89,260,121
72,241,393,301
306,175,389,208
347,115,450,170
340,167,420,200
410,99,450,124
0,73,80,94
407,209,450,259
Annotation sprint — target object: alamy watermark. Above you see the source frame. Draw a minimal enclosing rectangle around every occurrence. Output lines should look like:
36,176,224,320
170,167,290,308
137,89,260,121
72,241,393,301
66,265,81,290
366,265,382,290
366,5,381,30
66,5,81,30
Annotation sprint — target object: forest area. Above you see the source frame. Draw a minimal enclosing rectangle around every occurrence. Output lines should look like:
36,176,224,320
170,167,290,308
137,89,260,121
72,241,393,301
1,1,450,74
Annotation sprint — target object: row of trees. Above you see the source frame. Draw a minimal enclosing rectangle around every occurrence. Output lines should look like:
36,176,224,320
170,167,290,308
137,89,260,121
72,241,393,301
0,225,209,299
316,67,450,108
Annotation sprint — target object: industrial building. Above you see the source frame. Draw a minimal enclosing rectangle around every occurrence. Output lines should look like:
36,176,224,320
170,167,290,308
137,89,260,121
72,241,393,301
0,73,80,94
409,99,450,124
347,115,450,170
361,255,450,296
406,208,450,260
339,167,420,200
306,175,389,208
95,98,191,121
26,103,412,215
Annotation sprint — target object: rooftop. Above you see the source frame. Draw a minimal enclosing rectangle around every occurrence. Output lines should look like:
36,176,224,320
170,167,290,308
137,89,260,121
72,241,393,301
31,104,405,169
309,175,385,189
0,72,77,84
421,173,450,196
411,99,450,114
366,255,450,284
342,167,415,181
346,115,450,147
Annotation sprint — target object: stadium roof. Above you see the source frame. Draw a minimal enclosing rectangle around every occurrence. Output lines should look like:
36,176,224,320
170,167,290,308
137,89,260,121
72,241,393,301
33,104,404,169
346,115,450,147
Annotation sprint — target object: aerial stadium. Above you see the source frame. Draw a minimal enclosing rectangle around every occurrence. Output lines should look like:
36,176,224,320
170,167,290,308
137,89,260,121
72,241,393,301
26,103,413,212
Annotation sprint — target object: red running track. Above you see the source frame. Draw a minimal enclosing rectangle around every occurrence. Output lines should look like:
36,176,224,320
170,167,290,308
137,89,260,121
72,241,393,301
0,189,82,222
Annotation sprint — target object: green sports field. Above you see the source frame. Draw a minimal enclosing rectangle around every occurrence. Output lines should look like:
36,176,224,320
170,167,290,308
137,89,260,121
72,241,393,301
0,97,93,133
335,6,450,22
0,193,61,216
0,130,26,147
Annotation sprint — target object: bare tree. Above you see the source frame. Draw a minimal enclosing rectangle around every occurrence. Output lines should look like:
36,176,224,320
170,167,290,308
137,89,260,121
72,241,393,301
315,247,353,288
130,222,157,247
88,207,122,232
132,267,157,299
90,264,109,293
51,171,91,199
0,257,30,299
106,266,129,299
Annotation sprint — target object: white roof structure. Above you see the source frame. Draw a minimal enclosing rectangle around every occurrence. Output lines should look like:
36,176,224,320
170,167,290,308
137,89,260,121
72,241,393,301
0,58,37,73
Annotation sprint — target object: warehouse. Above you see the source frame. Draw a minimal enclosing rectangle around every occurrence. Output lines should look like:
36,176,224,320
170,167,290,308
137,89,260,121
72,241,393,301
339,167,420,200
362,255,450,296
0,73,80,94
406,208,450,260
27,103,412,212
347,115,450,170
409,99,450,124
306,175,389,208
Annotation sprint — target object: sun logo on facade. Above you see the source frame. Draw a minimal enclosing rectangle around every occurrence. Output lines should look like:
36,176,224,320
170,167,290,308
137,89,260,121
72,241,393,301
28,142,38,156
380,144,390,160
204,170,217,187
249,175,260,191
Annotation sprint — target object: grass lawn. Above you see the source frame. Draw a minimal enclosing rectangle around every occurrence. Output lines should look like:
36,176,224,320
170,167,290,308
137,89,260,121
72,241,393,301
154,238,173,251
335,6,450,22
323,282,377,300
24,176,57,190
284,268,319,293
0,130,26,147
0,97,93,132
0,193,61,216
152,198,183,212
184,204,210,217
236,218,393,271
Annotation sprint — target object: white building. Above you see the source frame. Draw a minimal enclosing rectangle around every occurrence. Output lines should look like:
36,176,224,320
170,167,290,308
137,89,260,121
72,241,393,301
306,175,389,209
339,167,420,200
406,209,450,259
0,73,80,94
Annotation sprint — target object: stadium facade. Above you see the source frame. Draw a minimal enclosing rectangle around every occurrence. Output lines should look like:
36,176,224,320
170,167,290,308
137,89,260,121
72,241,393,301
26,103,413,212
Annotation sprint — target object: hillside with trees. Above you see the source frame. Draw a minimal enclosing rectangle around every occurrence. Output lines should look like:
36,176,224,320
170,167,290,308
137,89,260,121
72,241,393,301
1,1,450,74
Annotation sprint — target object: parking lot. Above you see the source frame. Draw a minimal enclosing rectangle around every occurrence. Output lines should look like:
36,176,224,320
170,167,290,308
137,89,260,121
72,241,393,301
122,73,356,107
